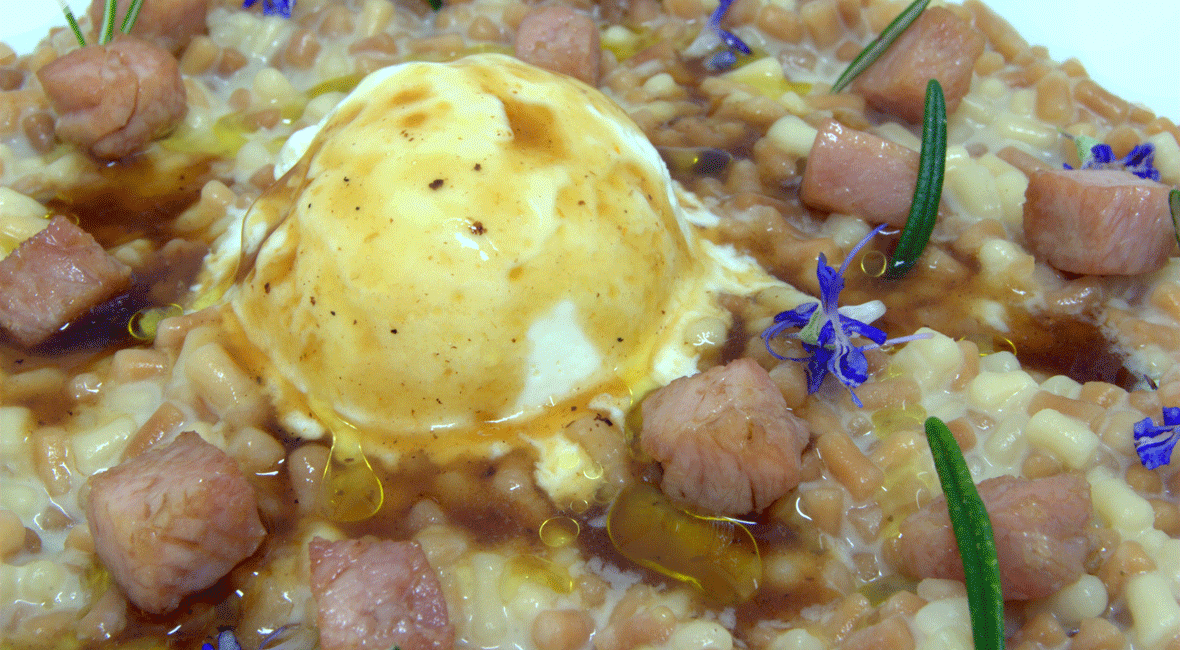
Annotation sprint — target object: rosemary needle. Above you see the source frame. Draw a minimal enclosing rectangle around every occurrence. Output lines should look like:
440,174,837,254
99,0,118,45
925,416,1005,650
120,0,146,34
830,0,930,93
57,0,86,47
885,79,946,279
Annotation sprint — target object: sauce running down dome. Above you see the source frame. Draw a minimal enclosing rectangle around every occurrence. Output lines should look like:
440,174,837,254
226,53,737,441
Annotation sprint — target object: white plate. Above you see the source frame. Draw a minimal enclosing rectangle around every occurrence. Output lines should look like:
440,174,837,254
984,0,1178,122
0,0,1176,120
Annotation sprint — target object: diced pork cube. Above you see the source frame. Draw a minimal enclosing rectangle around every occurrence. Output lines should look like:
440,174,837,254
800,118,920,226
86,432,266,614
37,35,187,160
514,6,601,86
309,537,454,650
86,0,210,53
852,7,985,122
0,216,131,347
640,358,809,515
1023,168,1174,275
898,473,1092,600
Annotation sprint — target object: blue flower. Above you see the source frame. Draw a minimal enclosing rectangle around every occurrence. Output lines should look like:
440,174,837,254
1133,407,1180,470
1065,135,1161,182
242,0,295,18
684,0,752,71
761,224,928,407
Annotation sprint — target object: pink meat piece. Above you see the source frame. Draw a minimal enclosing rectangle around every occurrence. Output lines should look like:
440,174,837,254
86,431,266,614
640,358,809,515
0,216,131,347
86,0,210,53
800,118,920,227
898,473,1092,601
37,35,187,160
1023,168,1174,276
514,5,601,86
309,537,455,650
852,7,985,123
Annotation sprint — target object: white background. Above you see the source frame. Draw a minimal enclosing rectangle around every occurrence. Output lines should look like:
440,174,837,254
0,0,1176,120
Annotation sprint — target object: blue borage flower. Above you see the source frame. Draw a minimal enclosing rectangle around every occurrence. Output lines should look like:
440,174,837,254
683,0,751,71
1133,407,1180,470
242,0,295,19
1065,134,1161,182
761,224,929,407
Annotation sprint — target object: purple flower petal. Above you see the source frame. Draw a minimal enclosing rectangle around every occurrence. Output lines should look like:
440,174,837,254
698,0,749,70
1133,411,1180,470
837,314,887,345
761,303,819,358
831,340,869,389
816,256,844,308
803,343,832,394
779,302,819,326
243,0,294,18
708,0,737,26
716,29,751,54
1162,406,1180,426
1121,143,1161,181
1123,143,1153,166
1089,143,1115,165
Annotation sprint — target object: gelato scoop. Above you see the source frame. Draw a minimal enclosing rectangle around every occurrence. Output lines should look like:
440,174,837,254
226,53,767,445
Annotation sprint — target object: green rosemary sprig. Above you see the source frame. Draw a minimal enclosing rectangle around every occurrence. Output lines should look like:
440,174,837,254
885,79,946,279
99,0,118,45
830,0,929,93
58,0,146,48
120,0,146,34
57,0,87,47
924,416,1005,650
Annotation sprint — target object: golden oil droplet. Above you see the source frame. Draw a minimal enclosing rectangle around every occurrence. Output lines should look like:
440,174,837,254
859,250,887,278
582,462,603,480
323,430,383,522
606,483,761,605
539,516,580,547
128,304,184,341
962,333,1019,357
994,335,1017,356
311,399,383,523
